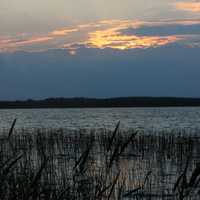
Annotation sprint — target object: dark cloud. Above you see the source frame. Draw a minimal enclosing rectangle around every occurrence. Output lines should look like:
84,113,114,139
0,44,200,100
122,23,200,36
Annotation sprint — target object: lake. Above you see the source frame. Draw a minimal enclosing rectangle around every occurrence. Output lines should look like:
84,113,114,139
0,107,200,132
1,107,200,199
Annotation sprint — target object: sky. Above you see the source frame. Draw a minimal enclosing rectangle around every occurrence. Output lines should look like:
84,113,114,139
0,0,200,99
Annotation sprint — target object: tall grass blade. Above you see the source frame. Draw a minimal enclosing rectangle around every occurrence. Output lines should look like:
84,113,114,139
107,121,120,152
8,118,17,139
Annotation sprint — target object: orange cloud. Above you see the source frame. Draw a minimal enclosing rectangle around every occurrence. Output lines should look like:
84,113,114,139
78,23,102,29
84,27,181,50
0,39,12,44
1,19,198,53
0,38,14,52
51,28,78,36
14,36,53,46
175,2,200,12
0,36,53,52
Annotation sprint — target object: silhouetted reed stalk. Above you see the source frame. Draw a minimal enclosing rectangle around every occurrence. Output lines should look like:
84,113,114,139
0,119,200,199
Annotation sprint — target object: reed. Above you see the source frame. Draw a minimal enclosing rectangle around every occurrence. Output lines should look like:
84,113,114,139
0,120,200,199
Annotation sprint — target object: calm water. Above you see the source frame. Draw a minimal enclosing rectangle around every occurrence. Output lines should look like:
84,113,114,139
0,107,200,132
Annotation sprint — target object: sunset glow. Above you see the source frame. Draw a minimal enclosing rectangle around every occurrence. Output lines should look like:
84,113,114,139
0,19,200,53
85,28,180,50
51,28,78,36
175,2,200,12
14,36,53,46
1,0,200,99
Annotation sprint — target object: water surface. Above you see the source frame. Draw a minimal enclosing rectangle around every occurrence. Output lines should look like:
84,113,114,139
0,107,200,132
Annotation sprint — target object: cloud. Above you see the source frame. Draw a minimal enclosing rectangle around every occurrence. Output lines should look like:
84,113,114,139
175,2,200,13
0,19,200,53
0,36,53,52
51,28,78,36
0,38,13,52
1,45,200,99
14,36,53,46
122,23,200,36
83,27,180,50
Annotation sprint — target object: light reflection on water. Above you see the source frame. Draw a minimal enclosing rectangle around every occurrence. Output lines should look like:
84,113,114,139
0,107,200,132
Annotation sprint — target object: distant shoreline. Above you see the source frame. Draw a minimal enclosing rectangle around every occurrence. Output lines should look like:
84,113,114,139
1,97,200,109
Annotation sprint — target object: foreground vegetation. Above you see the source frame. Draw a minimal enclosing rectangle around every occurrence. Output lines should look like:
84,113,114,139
1,120,200,199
